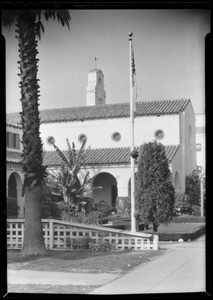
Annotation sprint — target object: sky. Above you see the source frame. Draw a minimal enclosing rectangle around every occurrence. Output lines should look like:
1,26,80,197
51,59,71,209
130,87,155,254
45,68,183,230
2,9,210,114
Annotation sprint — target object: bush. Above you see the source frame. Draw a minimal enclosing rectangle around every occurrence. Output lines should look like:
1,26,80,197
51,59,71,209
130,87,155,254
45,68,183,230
41,186,62,219
159,225,205,241
172,215,205,223
66,237,91,250
89,233,115,252
115,197,131,217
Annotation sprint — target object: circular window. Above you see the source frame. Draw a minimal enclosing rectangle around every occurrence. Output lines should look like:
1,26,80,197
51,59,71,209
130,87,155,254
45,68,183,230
112,132,121,142
154,129,165,140
78,134,87,143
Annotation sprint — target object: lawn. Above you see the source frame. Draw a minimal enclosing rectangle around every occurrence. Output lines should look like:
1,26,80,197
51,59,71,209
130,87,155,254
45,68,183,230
7,248,164,274
7,248,165,294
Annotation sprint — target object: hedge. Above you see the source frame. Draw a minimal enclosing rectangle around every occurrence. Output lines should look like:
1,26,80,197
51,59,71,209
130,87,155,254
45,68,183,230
172,216,205,223
159,225,205,241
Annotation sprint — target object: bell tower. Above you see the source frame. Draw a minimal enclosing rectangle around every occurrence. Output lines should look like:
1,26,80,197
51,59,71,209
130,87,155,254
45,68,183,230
86,58,106,106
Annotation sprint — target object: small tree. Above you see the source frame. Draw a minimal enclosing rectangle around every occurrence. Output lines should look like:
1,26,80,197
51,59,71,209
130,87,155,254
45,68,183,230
135,141,175,232
185,169,201,206
46,138,94,221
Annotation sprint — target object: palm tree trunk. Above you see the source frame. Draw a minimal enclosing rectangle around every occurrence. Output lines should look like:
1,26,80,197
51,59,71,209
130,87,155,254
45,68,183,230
16,14,46,256
22,185,46,256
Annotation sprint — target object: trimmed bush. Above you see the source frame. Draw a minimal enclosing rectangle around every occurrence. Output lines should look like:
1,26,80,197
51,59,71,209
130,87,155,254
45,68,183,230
159,225,205,241
172,215,205,223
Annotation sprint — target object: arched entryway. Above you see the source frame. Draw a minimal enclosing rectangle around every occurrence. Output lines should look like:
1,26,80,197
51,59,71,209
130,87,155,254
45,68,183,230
7,172,23,217
174,171,181,193
8,173,17,199
93,172,118,207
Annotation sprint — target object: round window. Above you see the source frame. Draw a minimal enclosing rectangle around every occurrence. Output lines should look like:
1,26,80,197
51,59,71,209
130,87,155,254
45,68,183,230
78,134,87,143
112,132,121,142
154,129,165,140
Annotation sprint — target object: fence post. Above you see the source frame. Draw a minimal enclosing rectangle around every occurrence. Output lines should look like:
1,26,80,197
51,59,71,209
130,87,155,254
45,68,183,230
152,234,159,250
49,219,54,250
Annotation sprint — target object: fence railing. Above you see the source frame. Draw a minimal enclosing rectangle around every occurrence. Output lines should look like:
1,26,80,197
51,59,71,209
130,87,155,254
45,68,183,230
7,219,159,251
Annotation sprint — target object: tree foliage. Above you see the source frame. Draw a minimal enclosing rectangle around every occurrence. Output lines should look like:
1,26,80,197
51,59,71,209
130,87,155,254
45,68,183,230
185,169,201,206
46,139,94,221
135,141,175,232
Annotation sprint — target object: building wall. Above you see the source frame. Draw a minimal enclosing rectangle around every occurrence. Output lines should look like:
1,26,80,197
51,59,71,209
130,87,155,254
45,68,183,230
6,125,23,153
41,114,180,152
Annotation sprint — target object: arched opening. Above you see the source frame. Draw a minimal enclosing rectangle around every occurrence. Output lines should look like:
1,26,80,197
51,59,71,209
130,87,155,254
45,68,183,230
8,173,18,217
8,173,17,199
7,172,23,218
93,172,117,207
174,171,181,193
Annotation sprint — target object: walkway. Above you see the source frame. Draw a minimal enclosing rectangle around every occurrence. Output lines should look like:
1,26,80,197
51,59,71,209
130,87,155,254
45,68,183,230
91,235,205,294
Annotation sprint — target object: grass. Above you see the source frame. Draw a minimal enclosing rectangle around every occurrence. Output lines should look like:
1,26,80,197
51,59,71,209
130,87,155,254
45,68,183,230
7,249,164,274
7,249,165,294
7,284,96,294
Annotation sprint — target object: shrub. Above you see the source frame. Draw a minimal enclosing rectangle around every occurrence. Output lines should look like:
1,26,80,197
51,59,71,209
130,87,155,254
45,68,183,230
172,215,205,223
66,237,91,250
89,233,115,252
115,197,131,217
41,186,61,219
159,225,205,241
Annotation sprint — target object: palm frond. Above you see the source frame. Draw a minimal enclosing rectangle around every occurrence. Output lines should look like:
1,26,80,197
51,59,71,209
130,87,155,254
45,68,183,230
75,139,87,172
44,9,71,30
53,144,70,167
66,138,73,167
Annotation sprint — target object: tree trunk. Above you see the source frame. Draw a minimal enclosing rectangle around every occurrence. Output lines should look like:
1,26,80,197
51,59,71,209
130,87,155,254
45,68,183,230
21,185,46,256
16,15,47,256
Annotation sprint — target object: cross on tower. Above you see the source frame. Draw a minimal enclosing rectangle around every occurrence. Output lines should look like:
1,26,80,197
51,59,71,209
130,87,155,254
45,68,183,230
94,57,97,69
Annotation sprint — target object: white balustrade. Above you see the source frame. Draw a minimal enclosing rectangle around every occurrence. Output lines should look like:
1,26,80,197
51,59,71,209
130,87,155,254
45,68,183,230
7,219,158,251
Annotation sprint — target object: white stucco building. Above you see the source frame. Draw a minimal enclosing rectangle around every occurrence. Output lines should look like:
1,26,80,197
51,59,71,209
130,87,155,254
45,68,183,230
6,68,200,217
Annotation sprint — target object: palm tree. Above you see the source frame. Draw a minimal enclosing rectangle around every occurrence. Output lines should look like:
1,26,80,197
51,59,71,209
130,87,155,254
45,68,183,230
3,10,71,256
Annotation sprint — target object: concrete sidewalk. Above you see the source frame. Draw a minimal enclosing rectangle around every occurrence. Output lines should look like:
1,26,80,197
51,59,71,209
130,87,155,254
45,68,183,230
90,235,205,294
7,269,120,287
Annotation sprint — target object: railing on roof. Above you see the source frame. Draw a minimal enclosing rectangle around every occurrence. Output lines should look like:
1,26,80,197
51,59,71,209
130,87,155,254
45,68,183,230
7,219,159,251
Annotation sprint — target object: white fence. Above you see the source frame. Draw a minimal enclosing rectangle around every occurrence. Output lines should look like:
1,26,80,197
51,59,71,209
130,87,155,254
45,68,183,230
7,219,159,251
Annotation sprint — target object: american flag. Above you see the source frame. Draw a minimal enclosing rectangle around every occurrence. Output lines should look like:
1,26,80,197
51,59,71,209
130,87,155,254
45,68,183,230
131,44,137,112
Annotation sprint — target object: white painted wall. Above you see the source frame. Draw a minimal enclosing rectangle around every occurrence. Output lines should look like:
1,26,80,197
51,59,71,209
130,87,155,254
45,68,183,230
41,114,180,152
195,114,205,170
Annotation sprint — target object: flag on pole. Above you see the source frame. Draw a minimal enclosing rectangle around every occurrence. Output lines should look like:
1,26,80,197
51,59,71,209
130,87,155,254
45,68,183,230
131,44,137,113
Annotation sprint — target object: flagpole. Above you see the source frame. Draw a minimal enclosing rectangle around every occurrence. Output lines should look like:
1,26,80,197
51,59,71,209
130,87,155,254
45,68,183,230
129,32,136,232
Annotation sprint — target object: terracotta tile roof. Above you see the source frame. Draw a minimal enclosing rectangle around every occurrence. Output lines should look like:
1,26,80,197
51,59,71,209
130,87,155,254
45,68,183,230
44,145,179,167
6,99,190,125
6,145,179,166
6,121,22,129
6,151,23,163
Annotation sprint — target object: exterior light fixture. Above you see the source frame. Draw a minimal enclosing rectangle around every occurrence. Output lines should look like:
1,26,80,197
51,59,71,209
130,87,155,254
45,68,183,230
130,149,138,159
